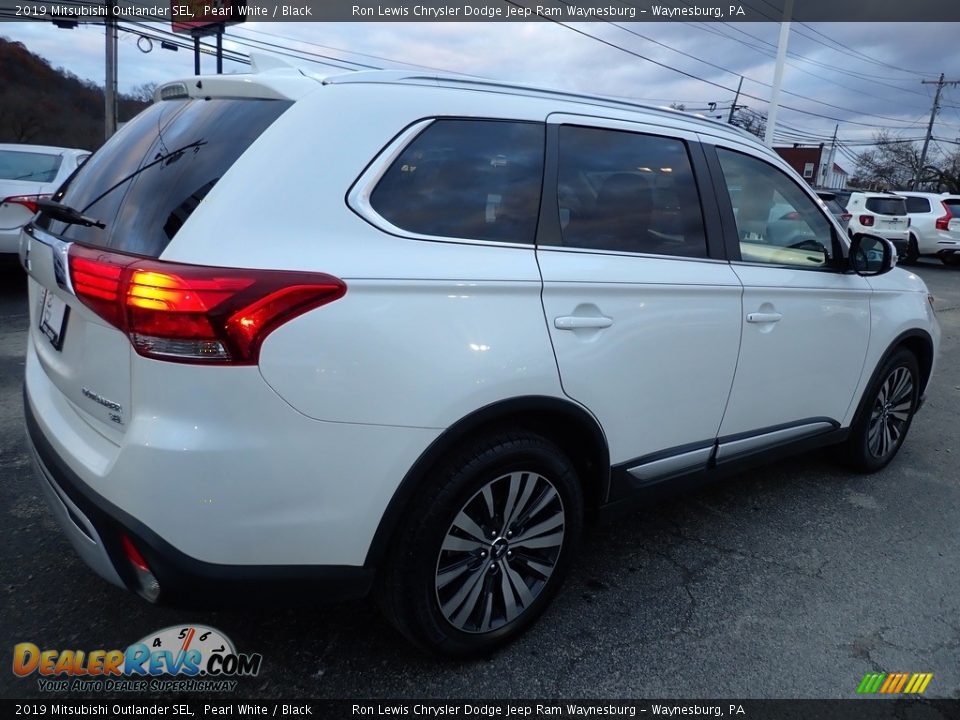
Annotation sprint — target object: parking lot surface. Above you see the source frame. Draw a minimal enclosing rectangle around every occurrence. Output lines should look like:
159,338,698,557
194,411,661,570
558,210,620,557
1,261,958,699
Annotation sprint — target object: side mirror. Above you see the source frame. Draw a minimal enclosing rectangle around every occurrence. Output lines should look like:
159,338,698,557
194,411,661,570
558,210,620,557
849,234,896,276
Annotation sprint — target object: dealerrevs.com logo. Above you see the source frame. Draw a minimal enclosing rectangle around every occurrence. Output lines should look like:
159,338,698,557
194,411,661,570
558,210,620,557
13,625,262,693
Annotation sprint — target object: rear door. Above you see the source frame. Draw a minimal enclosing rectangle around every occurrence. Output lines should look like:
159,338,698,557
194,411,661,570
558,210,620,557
21,97,292,441
536,116,742,495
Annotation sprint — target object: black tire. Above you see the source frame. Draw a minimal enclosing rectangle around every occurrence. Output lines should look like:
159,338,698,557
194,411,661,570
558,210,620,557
901,235,920,265
378,430,584,657
836,348,920,473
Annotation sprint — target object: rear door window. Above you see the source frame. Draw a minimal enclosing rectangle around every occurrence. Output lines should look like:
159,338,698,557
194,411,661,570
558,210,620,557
370,119,545,244
904,196,931,213
865,197,907,216
555,125,707,258
42,98,292,258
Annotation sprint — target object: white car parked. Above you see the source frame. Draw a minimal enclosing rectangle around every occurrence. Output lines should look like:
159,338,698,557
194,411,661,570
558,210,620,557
845,192,911,259
0,144,90,259
895,191,960,265
20,63,940,656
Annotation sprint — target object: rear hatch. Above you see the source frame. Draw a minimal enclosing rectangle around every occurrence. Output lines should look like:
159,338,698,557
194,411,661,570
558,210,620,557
0,148,62,231
865,196,908,233
22,96,293,440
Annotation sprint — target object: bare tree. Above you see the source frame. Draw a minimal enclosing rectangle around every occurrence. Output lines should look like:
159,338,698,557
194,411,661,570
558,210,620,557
851,131,960,192
128,82,158,104
730,108,767,139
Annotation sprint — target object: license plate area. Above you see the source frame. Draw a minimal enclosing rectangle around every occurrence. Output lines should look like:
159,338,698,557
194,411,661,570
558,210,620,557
39,288,70,351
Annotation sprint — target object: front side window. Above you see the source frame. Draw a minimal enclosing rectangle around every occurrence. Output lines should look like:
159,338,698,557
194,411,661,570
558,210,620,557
555,125,707,258
717,148,837,269
370,119,544,244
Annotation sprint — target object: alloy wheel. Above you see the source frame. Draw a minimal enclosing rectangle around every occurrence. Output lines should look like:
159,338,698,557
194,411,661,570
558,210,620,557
434,470,565,634
867,366,914,459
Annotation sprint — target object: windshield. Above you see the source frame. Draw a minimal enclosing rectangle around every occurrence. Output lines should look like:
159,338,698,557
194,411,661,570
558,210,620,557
43,97,292,258
0,150,63,182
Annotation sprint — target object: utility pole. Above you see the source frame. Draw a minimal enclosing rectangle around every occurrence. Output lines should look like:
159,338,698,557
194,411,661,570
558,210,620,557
764,0,794,148
820,124,838,187
104,8,118,140
913,73,960,189
728,76,744,124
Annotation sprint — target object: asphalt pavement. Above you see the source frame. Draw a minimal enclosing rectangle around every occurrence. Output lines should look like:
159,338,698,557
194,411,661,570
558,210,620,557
1,260,958,700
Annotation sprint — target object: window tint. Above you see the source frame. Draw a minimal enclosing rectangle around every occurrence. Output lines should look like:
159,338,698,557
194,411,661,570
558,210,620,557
717,148,836,269
44,98,292,257
555,126,706,258
824,198,845,215
944,199,960,210
0,150,62,182
370,120,544,244
904,196,931,213
865,197,906,215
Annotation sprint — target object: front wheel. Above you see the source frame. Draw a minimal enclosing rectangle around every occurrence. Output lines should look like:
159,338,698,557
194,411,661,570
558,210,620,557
378,431,584,657
836,349,919,473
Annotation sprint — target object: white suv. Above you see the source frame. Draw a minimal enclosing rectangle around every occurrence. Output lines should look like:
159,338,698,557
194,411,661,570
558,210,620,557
20,64,940,657
845,192,911,259
895,191,960,265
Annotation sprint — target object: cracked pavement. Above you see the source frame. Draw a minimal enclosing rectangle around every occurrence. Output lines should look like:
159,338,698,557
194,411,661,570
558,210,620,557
1,261,958,700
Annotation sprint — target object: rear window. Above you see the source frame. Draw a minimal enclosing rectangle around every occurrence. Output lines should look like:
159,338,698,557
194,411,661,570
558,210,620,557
370,119,545,244
904,196,931,213
43,98,292,258
0,150,62,183
824,198,845,215
865,197,907,216
943,199,960,211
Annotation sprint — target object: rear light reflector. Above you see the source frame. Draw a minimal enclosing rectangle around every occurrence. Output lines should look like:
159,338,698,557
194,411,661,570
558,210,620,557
936,201,953,230
67,245,346,364
120,534,160,603
859,215,874,227
2,194,52,214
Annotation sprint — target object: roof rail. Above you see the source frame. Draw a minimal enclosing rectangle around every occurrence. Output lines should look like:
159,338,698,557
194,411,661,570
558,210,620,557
323,69,761,143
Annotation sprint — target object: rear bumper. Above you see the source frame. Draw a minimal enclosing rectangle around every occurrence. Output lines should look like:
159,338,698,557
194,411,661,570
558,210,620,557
24,388,376,607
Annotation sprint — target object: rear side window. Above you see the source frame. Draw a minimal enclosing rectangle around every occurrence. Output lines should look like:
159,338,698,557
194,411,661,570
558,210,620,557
44,98,292,257
944,199,960,211
370,119,545,244
555,126,707,258
0,150,62,182
904,196,931,213
865,197,907,216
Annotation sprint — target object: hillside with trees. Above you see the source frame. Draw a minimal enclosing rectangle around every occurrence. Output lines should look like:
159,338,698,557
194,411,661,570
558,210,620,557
0,36,149,150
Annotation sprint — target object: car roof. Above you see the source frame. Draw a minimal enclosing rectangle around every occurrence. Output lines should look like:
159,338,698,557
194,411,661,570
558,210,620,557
0,144,88,155
161,56,765,149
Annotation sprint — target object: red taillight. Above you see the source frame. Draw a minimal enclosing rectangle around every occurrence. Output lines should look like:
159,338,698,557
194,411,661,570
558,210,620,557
121,534,150,572
781,211,801,221
1,193,52,214
936,201,953,230
859,215,874,227
841,213,852,222
67,245,346,364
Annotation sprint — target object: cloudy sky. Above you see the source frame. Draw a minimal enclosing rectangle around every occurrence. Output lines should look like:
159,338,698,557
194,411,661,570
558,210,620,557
3,19,960,168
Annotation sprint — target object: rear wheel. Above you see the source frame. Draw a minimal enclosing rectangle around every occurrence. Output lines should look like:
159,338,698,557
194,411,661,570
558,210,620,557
836,349,919,473
378,431,584,657
901,235,919,265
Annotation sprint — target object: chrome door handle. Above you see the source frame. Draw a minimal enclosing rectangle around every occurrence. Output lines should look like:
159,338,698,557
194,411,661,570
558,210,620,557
555,315,613,330
746,312,783,324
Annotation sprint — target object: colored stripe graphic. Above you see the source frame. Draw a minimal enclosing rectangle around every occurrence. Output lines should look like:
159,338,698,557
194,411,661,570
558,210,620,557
857,672,932,694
